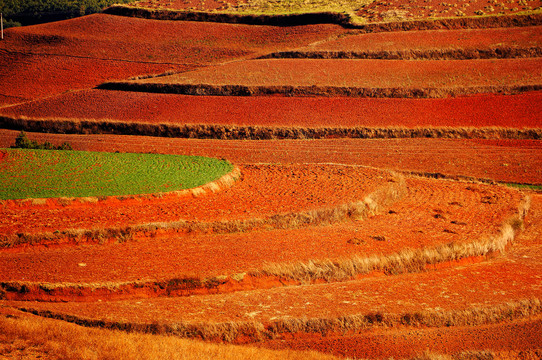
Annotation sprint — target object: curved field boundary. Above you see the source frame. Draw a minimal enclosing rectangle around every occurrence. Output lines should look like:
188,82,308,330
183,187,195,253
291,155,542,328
2,116,542,140
103,5,542,30
0,194,529,301
0,166,241,209
98,82,542,99
0,171,407,248
259,47,542,60
11,298,542,343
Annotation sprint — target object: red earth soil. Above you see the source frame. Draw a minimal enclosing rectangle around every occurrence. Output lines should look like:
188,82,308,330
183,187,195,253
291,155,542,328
358,0,542,21
2,89,540,129
1,130,540,185
131,58,542,89
1,14,344,64
260,316,542,359
0,51,192,106
0,14,344,106
0,164,392,235
304,25,542,53
6,193,539,347
0,176,520,283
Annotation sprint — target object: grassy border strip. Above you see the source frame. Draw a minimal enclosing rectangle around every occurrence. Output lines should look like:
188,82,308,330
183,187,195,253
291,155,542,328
14,298,542,342
2,116,542,140
0,165,241,208
258,47,542,60
97,82,542,99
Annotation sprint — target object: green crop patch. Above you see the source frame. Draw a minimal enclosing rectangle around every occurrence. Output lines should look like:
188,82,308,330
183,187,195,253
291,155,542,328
0,149,233,200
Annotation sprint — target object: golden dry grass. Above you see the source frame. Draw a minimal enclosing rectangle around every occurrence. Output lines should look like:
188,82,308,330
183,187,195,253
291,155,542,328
0,310,342,360
3,115,542,141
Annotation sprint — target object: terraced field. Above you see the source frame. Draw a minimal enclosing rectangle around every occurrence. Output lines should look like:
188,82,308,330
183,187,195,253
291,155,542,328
0,2,541,360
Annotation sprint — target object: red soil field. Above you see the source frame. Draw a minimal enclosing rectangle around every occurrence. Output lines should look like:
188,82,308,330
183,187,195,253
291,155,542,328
6,193,539,357
0,14,344,106
0,51,192,106
261,317,542,359
1,14,344,64
2,89,540,129
302,25,542,54
0,164,391,235
358,0,542,21
0,176,520,284
1,130,540,185
129,58,542,91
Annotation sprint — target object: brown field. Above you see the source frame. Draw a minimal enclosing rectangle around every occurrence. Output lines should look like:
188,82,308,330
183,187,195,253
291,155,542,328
1,5,541,360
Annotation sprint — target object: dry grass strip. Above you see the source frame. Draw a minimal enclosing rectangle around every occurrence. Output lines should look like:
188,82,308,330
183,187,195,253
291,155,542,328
257,194,530,281
259,47,542,60
2,116,542,140
97,82,542,99
14,298,542,343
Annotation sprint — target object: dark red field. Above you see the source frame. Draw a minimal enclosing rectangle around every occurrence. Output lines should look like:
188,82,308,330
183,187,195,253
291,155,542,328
2,90,541,129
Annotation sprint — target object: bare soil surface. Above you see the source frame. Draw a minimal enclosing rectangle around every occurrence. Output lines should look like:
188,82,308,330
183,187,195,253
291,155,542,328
1,131,539,185
0,14,344,106
5,192,539,357
292,25,542,56
260,316,542,359
2,90,540,129
0,51,191,106
122,58,542,96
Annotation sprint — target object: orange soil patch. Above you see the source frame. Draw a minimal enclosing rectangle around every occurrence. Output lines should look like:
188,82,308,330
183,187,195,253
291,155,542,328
299,25,542,54
358,0,542,21
124,58,542,94
0,164,390,236
1,130,540,185
0,177,520,285
6,225,540,327
2,89,540,129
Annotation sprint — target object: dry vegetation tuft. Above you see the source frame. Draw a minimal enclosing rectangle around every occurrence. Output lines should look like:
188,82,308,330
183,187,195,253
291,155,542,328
2,116,542,140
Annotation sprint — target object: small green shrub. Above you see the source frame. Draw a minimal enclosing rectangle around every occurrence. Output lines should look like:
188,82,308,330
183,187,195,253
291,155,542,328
11,131,73,150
